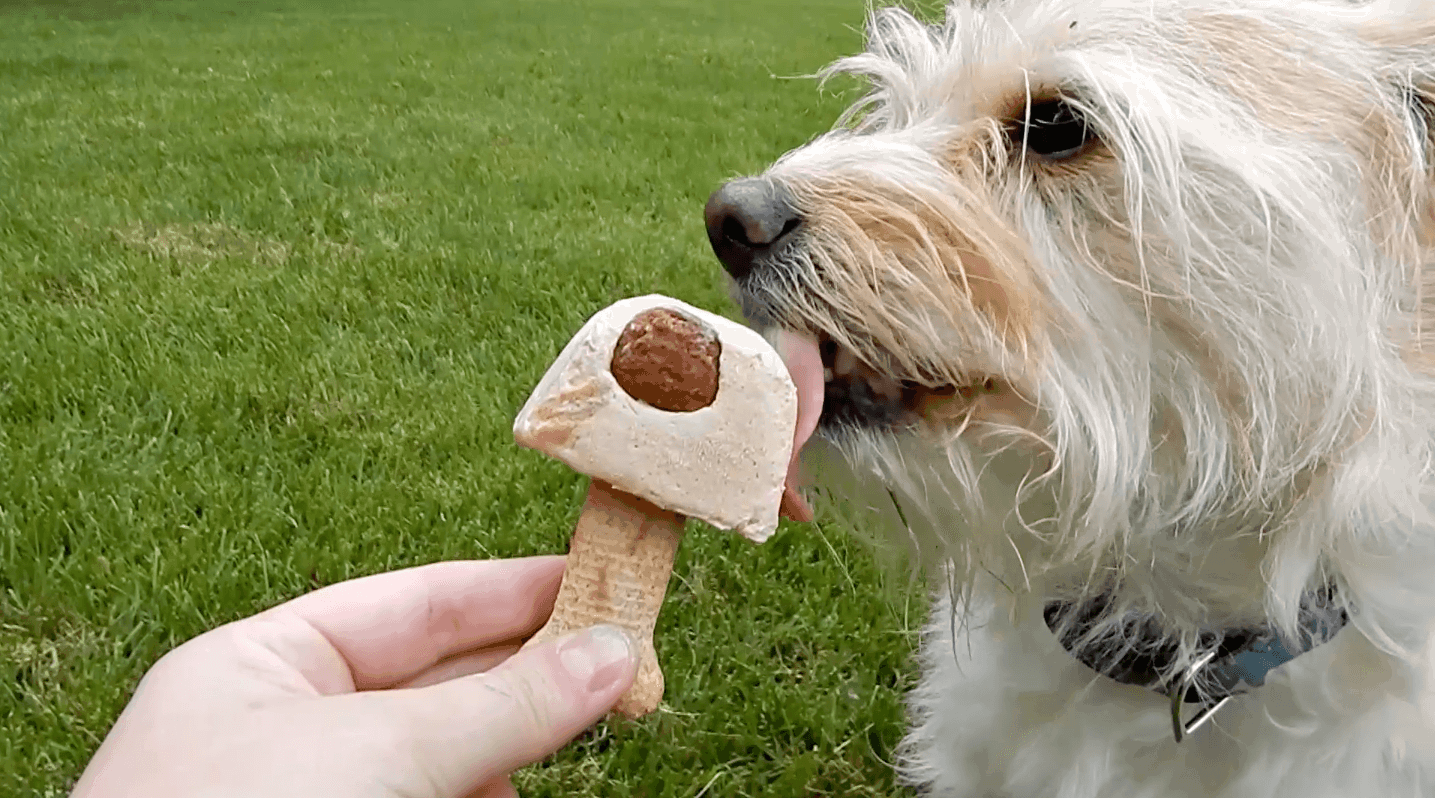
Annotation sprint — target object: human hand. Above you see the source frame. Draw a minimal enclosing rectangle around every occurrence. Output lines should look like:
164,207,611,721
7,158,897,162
71,556,638,798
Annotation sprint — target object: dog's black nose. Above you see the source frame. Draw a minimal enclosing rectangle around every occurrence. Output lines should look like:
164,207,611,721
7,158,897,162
704,178,802,281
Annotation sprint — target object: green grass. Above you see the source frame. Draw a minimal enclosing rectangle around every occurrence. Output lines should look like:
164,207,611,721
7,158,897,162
0,0,928,794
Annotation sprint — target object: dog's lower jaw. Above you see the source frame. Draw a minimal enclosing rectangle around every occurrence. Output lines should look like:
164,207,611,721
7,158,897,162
897,587,1435,798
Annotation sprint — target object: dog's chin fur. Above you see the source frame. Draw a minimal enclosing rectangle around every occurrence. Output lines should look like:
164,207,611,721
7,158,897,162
720,0,1435,794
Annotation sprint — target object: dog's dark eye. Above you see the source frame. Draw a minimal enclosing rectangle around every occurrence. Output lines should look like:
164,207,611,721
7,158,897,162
1012,98,1095,160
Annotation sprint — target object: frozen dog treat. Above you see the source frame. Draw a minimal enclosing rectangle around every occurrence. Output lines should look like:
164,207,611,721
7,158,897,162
514,295,798,717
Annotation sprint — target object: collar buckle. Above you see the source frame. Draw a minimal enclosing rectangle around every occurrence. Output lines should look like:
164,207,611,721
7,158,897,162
1169,650,1235,743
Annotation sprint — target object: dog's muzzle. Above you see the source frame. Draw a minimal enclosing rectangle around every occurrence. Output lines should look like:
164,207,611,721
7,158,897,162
704,177,803,282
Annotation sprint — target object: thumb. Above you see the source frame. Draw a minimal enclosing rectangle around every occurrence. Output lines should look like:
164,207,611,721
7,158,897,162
395,625,639,797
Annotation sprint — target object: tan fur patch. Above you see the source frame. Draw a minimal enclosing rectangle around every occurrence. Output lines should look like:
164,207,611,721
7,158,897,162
1368,13,1435,375
1183,14,1355,139
1186,11,1435,379
783,128,1045,382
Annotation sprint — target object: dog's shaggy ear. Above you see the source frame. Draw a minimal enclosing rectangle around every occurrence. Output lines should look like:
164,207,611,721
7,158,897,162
1360,2,1435,371
1361,3,1435,193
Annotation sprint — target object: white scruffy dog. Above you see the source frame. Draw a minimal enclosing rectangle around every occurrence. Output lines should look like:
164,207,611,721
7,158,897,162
703,1,1435,794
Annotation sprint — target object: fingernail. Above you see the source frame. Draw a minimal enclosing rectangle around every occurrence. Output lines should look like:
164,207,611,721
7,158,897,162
557,625,635,694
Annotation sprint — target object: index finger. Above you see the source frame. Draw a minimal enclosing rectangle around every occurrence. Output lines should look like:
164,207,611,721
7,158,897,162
267,556,565,690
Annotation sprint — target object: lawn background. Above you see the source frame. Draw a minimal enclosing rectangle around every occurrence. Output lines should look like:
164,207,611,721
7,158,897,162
0,0,935,794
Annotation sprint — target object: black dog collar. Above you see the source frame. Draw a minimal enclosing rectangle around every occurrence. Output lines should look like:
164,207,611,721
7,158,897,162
1044,585,1348,742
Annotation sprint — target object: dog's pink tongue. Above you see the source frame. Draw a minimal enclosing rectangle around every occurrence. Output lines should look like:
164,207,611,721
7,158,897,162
777,329,824,523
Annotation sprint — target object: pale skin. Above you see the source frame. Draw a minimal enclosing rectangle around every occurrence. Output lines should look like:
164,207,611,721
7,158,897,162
71,556,639,798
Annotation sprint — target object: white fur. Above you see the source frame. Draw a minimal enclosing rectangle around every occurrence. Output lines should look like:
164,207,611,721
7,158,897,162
729,0,1435,794
900,589,1435,796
